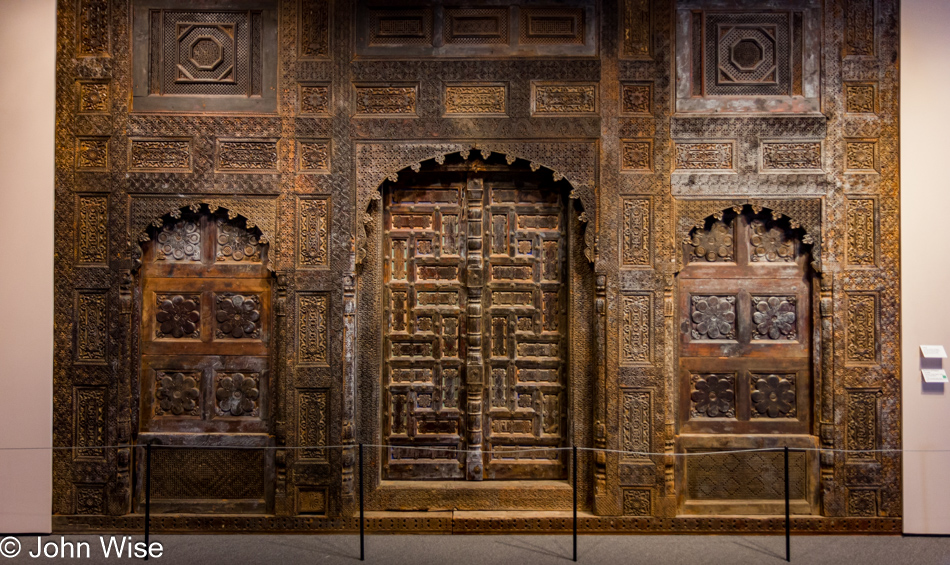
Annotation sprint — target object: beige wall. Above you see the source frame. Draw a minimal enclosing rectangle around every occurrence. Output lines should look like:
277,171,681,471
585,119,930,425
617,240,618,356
902,0,950,535
0,0,55,534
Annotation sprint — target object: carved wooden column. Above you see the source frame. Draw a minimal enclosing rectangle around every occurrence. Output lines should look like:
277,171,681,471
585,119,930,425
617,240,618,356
819,281,839,515
342,239,358,510
113,267,133,515
592,273,608,508
274,271,290,515
465,174,485,480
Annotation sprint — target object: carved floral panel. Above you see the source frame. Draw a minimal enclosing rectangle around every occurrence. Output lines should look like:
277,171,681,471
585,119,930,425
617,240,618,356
846,140,877,172
620,82,652,114
761,142,821,171
674,142,733,170
846,293,878,364
751,296,797,340
76,291,107,362
690,296,736,340
621,140,652,172
214,372,261,417
155,294,201,339
216,140,279,172
215,294,263,340
750,374,796,418
355,86,417,115
130,139,192,171
78,80,109,113
298,141,330,172
299,84,330,115
621,294,651,364
298,294,329,364
532,84,596,114
688,221,734,263
76,195,108,264
689,373,736,418
444,85,507,115
847,198,876,267
621,198,651,266
154,371,201,417
298,198,329,268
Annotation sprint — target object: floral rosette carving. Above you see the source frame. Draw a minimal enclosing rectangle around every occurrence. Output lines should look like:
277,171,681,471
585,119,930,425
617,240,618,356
215,294,262,339
155,372,200,416
690,296,736,340
215,373,260,417
215,218,262,262
156,220,200,261
689,221,734,262
751,374,796,418
750,220,794,262
752,296,797,340
690,374,736,418
155,295,200,339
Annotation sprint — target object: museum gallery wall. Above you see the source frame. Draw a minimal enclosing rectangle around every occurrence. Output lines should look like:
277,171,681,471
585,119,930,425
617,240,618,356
53,0,900,532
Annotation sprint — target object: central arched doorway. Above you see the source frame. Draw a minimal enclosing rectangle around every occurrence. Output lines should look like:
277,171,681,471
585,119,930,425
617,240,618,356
381,153,573,482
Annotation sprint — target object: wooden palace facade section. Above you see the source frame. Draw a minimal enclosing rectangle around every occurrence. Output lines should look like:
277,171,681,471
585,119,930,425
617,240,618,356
53,0,901,532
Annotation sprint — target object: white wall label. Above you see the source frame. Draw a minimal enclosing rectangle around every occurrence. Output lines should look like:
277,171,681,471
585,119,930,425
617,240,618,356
920,345,948,358
922,369,949,383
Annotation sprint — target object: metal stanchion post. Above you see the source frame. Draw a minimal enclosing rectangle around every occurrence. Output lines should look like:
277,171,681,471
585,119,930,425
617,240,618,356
359,443,365,561
785,445,790,562
573,445,577,562
144,441,152,562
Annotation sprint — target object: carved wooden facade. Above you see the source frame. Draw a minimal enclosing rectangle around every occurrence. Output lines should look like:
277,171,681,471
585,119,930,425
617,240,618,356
54,0,901,532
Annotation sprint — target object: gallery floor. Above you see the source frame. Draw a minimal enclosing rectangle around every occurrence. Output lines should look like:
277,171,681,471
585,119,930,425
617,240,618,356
3,533,948,564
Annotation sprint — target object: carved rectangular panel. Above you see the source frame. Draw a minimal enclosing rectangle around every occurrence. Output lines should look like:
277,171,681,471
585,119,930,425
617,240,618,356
674,142,734,171
620,83,652,115
297,140,330,172
76,137,108,171
77,80,109,113
150,448,266,500
761,142,822,172
298,293,329,365
703,12,792,97
845,82,877,114
621,294,652,364
298,83,330,115
354,85,417,116
368,7,433,46
622,488,652,515
75,484,106,515
445,84,507,115
298,389,328,460
77,0,110,57
845,293,878,365
216,140,279,172
848,489,878,516
621,389,652,459
76,195,108,265
297,487,327,515
130,139,192,172
444,8,509,45
74,387,106,460
621,140,653,172
845,139,878,172
847,198,876,267
299,0,330,59
687,451,806,500
621,197,651,267
844,0,875,57
76,291,107,362
622,0,651,58
521,7,585,45
847,390,879,460
532,83,596,115
298,198,329,268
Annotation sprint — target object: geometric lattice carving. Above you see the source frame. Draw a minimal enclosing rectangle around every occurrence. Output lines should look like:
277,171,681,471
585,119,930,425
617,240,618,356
75,387,106,459
847,198,876,267
520,7,584,45
621,141,652,172
846,293,877,364
622,198,651,266
298,390,328,460
444,8,509,45
621,0,651,58
76,291,107,362
705,13,791,96
298,198,330,267
75,484,106,515
690,296,737,340
621,390,651,458
689,374,736,418
445,85,506,115
847,390,878,460
150,448,266,500
622,489,652,515
76,195,108,264
299,0,330,58
674,143,733,170
298,294,328,364
368,7,433,46
750,374,796,418
687,451,806,500
622,294,651,364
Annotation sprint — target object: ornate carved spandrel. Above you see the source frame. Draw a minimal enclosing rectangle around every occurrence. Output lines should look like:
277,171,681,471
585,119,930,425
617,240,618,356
751,296,797,340
761,142,822,171
155,294,200,339
621,198,651,267
620,83,652,115
444,7,509,45
354,85,417,116
847,198,876,267
444,84,507,116
298,198,329,268
77,80,109,113
621,389,652,459
77,0,109,57
688,220,735,263
216,140,279,172
621,0,651,58
750,374,797,418
215,217,263,263
74,387,106,460
845,140,878,172
520,7,585,45
844,0,876,57
621,294,652,365
155,220,201,262
845,83,877,114
214,373,260,417
76,291,107,363
689,374,736,418
298,390,328,460
532,83,597,115
848,489,878,517
620,140,653,172
214,294,263,340
76,195,108,265
130,139,192,172
299,83,330,115
298,294,329,365
154,371,201,417
298,140,330,172
75,484,106,515
847,390,880,461
674,142,734,171
845,293,878,365
299,0,330,59
76,138,109,171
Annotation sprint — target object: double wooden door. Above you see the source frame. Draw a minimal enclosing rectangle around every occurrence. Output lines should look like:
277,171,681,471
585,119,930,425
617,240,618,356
382,164,569,481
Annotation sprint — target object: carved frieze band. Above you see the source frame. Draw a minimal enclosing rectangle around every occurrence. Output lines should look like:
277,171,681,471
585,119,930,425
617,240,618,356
761,142,822,172
298,293,329,365
621,293,652,365
532,83,597,115
354,85,418,116
299,0,330,59
297,389,328,460
845,292,878,365
674,142,734,171
621,389,652,460
130,139,192,172
847,198,876,267
444,84,507,115
621,197,651,267
76,195,108,265
76,290,107,362
298,198,330,268
216,140,279,172
621,0,651,58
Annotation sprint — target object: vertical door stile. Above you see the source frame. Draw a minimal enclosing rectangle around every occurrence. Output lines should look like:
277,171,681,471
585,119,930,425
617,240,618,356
465,174,486,480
